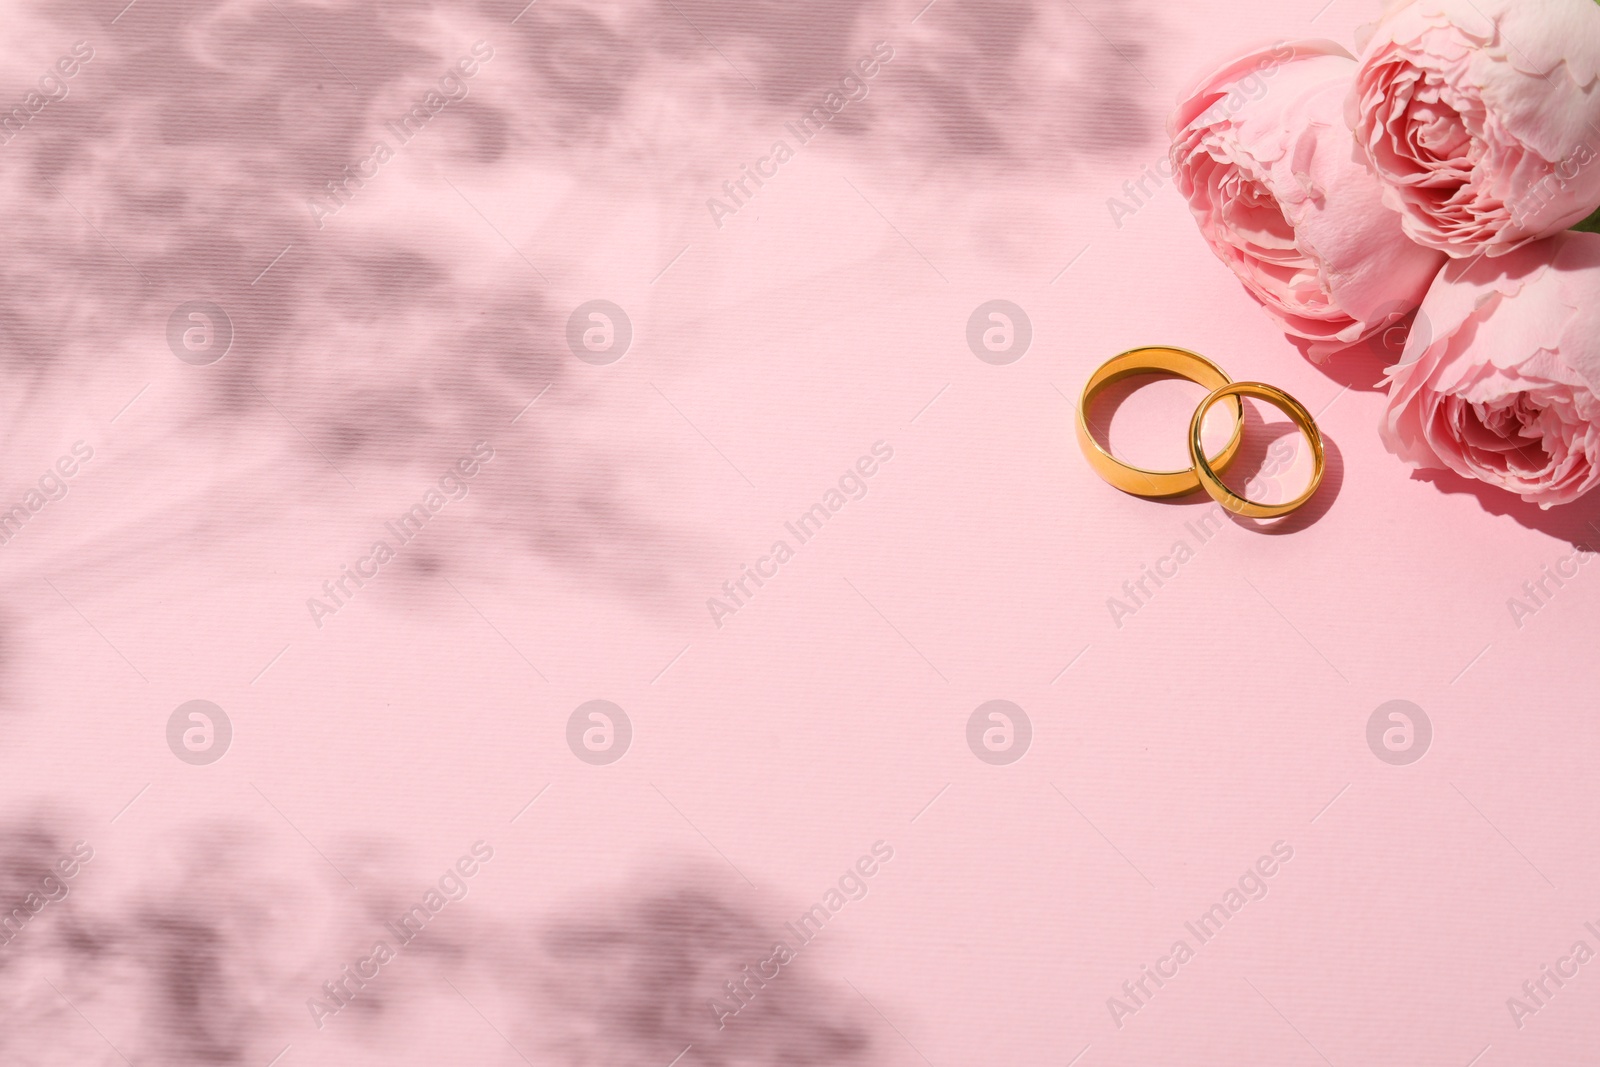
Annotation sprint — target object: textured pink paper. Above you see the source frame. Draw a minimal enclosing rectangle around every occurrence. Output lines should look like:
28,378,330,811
1,0,1596,1064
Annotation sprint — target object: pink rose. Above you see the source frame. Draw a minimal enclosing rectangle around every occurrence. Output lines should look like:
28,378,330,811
1170,40,1445,360
1381,231,1600,508
1349,0,1600,257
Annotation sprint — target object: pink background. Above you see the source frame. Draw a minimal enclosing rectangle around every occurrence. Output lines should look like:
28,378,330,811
2,0,1596,1063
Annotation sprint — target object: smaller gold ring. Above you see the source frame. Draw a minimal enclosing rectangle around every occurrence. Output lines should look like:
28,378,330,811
1077,347,1244,498
1189,382,1325,519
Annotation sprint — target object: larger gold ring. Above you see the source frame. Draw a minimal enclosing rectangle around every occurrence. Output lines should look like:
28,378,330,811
1077,347,1244,498
1189,382,1325,519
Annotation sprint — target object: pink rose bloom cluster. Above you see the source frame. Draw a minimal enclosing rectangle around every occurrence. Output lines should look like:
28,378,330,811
1170,0,1600,507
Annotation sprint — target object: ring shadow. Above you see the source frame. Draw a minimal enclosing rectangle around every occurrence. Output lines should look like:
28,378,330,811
1084,376,1342,534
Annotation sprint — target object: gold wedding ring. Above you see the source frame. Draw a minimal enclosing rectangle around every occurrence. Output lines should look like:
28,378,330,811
1189,382,1325,519
1078,349,1327,520
1077,346,1244,498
